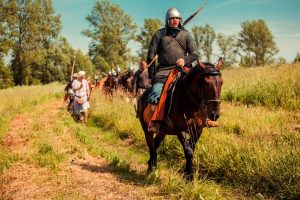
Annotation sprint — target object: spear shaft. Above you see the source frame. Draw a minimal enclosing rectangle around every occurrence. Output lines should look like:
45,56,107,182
70,54,76,81
183,2,207,26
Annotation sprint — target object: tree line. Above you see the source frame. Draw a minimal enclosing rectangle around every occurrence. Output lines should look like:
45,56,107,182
0,0,299,89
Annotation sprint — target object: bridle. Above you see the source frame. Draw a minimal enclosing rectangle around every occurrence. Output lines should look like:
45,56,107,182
184,67,222,107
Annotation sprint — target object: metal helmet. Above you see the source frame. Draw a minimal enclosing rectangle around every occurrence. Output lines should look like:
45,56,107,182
128,66,134,72
116,67,121,73
112,69,117,77
165,7,181,24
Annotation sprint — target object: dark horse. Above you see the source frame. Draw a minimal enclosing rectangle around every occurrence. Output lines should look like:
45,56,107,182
138,59,223,179
118,72,134,93
102,75,118,97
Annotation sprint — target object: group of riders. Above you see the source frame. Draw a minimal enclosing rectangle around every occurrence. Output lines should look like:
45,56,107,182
64,7,211,134
102,60,151,98
65,6,223,179
64,59,152,124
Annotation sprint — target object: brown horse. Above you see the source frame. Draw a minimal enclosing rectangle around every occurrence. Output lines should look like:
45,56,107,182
101,76,117,97
118,72,134,93
138,59,223,179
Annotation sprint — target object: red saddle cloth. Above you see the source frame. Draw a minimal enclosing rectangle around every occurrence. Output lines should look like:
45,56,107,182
143,67,190,125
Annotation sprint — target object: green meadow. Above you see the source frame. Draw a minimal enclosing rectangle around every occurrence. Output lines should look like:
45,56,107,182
0,64,299,199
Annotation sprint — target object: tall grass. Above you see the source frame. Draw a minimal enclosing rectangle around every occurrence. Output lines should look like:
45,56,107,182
0,82,63,139
1,64,299,198
88,63,300,199
158,103,300,199
222,63,300,110
79,93,229,199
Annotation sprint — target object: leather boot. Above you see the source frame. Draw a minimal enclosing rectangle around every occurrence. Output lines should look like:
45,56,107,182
148,121,159,133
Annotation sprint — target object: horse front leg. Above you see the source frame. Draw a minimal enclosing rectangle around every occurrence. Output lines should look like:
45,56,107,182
144,131,156,173
177,132,194,180
147,131,166,172
189,126,203,151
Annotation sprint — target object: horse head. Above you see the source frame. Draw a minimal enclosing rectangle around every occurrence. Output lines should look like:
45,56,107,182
185,58,223,127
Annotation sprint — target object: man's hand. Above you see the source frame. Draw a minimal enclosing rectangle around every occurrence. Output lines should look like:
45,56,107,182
176,58,185,68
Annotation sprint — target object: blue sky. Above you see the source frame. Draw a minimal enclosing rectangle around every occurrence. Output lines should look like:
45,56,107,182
53,0,300,62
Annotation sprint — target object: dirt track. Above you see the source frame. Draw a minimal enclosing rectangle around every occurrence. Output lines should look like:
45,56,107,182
0,101,147,200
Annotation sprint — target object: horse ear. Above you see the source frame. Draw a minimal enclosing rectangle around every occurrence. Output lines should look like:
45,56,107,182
197,59,206,69
216,57,222,70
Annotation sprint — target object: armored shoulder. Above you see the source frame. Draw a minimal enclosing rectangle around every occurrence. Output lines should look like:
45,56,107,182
148,28,166,60
152,28,166,41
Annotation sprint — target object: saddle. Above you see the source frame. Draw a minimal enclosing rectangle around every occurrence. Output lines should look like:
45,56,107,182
140,67,189,126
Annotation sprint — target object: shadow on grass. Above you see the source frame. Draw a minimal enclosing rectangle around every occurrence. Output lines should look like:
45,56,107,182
73,160,147,186
89,115,148,153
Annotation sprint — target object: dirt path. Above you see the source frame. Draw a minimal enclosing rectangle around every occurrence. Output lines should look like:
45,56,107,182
0,101,148,200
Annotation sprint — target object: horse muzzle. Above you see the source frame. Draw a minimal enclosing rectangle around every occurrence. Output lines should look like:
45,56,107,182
205,110,220,128
206,119,219,127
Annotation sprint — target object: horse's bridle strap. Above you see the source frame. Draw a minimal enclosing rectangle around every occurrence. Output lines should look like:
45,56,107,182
204,99,221,104
184,81,201,106
184,79,221,106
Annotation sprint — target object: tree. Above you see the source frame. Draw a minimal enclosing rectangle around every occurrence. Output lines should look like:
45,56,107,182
276,57,287,65
8,0,61,85
0,58,14,89
83,1,137,73
192,24,216,63
30,37,95,84
0,0,17,57
239,54,255,67
136,18,163,59
74,50,95,78
293,52,300,63
0,0,15,88
216,33,238,67
238,19,278,67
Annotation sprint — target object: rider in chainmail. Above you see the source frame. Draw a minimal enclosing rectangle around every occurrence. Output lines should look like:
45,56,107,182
147,7,198,133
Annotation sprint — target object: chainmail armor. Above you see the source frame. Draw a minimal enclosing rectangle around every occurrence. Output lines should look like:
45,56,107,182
147,27,198,84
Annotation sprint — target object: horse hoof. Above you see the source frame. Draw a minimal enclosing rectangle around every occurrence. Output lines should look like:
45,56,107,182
147,166,153,175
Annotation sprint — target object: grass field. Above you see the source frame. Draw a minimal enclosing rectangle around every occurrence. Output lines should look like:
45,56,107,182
0,82,62,138
222,63,300,110
87,63,299,199
0,64,299,199
88,90,299,199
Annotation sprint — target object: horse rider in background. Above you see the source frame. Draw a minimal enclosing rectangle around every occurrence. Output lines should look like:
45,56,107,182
133,59,152,97
118,66,135,92
72,71,90,124
133,59,152,116
64,72,78,111
147,7,198,133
